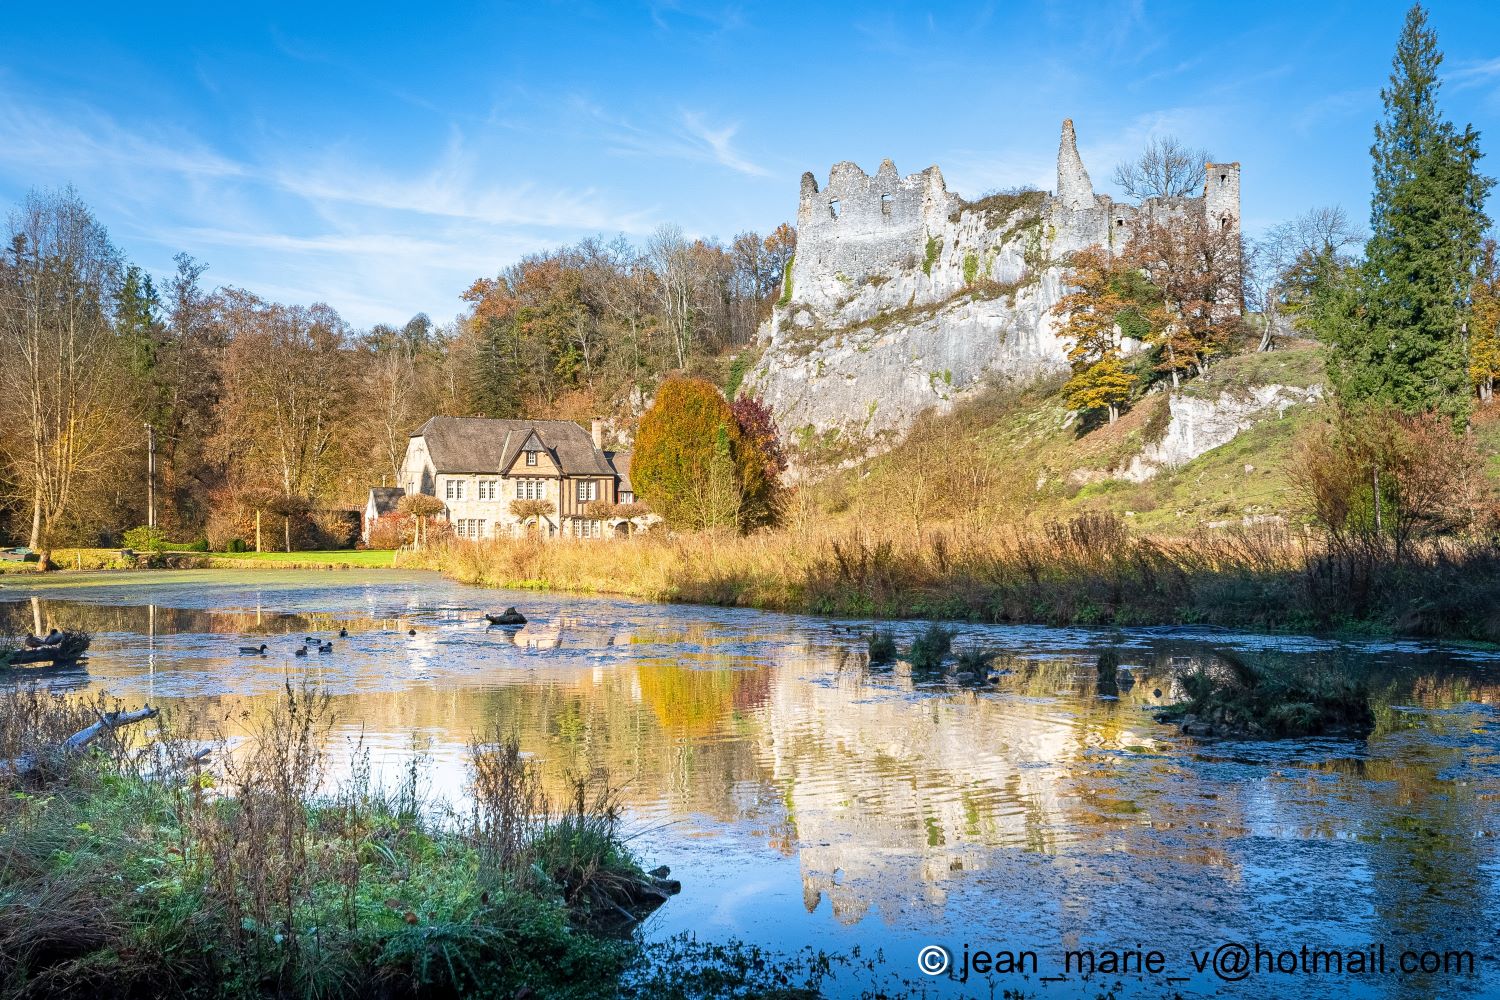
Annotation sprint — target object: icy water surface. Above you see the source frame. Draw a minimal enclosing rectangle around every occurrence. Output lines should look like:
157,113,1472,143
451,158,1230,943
3,569,1500,999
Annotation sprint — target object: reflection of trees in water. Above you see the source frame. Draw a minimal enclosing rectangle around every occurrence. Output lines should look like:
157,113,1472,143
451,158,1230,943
1360,694,1495,996
635,658,771,734
0,598,407,639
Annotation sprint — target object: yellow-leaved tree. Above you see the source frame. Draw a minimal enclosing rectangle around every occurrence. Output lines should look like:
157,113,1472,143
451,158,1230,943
1470,238,1500,404
1052,247,1137,424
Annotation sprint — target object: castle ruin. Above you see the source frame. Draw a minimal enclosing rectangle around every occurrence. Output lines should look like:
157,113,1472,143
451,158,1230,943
746,120,1239,450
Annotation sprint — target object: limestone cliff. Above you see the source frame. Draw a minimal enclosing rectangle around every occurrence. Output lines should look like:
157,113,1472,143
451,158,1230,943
744,120,1242,457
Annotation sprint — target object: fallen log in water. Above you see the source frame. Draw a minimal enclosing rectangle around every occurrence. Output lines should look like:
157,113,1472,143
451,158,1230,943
0,705,159,779
3,630,92,667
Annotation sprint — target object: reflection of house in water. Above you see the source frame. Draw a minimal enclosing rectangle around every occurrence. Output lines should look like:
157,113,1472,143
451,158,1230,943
502,616,632,652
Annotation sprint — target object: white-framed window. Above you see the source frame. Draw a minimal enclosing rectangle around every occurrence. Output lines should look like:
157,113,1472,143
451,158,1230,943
478,479,499,501
573,518,602,539
516,478,546,500
444,479,466,501
525,451,538,466
454,518,488,539
620,490,634,504
576,480,598,503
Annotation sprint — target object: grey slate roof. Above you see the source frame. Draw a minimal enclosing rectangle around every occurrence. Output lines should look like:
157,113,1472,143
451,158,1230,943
606,451,633,494
412,416,614,476
367,487,405,516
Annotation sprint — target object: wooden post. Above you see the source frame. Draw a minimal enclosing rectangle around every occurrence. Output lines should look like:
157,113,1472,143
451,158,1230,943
145,422,156,530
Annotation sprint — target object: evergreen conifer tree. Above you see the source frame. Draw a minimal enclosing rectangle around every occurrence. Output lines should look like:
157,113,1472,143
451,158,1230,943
1327,4,1493,426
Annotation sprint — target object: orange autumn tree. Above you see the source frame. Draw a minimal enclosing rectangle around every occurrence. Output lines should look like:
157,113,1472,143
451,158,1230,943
633,376,790,533
1052,247,1137,424
1124,212,1244,385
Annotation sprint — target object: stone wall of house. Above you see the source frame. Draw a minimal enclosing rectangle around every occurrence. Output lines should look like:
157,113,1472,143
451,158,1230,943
745,120,1240,456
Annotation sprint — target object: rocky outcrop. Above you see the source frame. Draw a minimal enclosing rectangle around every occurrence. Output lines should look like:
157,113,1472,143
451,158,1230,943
745,120,1242,458
1123,383,1323,482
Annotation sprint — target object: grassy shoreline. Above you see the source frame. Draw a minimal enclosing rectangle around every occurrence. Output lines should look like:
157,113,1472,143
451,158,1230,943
403,516,1500,642
9,517,1500,643
0,549,400,575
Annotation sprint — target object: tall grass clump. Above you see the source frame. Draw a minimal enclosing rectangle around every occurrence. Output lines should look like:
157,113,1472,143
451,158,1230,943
407,511,1500,641
905,624,955,673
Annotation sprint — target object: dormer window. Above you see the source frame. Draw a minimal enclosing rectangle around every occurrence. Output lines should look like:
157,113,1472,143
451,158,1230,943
526,451,537,466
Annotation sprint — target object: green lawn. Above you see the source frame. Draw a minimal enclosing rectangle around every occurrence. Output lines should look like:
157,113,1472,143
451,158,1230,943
205,549,399,568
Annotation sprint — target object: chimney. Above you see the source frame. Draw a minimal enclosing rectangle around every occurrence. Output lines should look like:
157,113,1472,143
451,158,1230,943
590,419,604,450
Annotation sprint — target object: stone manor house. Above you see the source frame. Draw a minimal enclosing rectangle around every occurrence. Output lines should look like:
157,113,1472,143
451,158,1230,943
363,416,642,542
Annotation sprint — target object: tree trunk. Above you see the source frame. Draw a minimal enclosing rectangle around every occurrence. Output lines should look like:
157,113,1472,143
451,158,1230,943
284,515,291,553
255,510,262,553
0,706,159,778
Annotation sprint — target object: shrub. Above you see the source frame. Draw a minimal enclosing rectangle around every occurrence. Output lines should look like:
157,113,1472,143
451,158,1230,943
866,630,896,665
1160,649,1373,738
122,525,167,553
366,514,412,550
225,537,247,553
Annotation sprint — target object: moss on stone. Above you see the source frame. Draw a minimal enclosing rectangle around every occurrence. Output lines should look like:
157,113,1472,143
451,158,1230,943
922,236,940,276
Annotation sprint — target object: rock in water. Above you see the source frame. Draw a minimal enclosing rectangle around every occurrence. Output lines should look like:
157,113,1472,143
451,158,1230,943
485,607,527,626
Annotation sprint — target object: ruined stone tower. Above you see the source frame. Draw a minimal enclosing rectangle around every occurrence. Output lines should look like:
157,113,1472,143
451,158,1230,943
1056,119,1095,211
1204,161,1241,233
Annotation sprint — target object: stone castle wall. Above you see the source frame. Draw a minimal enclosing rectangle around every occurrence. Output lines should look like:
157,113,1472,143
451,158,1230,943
747,120,1239,451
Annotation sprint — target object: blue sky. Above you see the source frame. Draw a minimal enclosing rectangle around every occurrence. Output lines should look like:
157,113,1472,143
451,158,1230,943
2,1,1498,328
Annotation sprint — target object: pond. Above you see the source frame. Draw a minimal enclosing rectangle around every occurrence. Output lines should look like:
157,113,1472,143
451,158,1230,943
2,569,1498,999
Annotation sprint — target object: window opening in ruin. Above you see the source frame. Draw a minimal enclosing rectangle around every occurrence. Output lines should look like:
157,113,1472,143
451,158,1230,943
1220,174,1227,183
829,199,841,219
1116,219,1124,227
881,193,892,215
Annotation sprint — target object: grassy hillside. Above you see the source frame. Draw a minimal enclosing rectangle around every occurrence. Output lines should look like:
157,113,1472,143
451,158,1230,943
823,341,1329,536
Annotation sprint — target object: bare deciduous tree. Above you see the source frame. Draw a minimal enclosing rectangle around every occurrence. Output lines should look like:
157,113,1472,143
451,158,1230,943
0,188,129,562
1112,136,1214,200
1246,206,1363,351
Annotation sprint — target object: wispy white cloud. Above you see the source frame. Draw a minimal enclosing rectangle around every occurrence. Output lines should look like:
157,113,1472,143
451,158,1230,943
678,112,769,177
0,86,660,326
1450,56,1500,89
593,105,771,177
